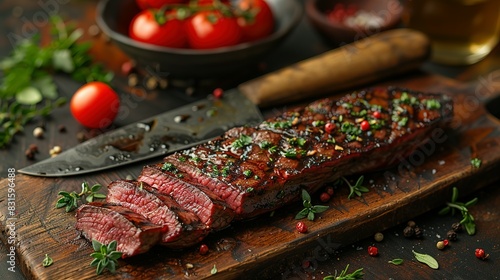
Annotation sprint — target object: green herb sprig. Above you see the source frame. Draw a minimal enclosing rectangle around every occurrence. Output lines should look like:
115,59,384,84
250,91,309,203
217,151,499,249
42,254,53,267
341,176,369,199
0,16,113,148
388,258,404,265
323,264,364,280
55,182,106,212
412,250,439,269
295,189,329,221
438,187,478,235
90,240,122,275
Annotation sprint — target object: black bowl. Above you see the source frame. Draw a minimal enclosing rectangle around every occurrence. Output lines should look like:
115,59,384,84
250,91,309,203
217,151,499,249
96,0,303,78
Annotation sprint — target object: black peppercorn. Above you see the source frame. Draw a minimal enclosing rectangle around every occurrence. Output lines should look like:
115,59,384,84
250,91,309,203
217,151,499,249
414,226,423,238
451,222,463,232
25,149,35,160
58,125,66,133
403,226,415,237
447,230,457,241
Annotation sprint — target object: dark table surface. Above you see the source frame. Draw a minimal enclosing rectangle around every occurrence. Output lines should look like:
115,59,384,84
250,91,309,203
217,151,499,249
1,0,499,279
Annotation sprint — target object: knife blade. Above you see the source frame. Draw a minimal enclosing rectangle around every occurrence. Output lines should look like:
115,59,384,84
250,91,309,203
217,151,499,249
19,29,430,177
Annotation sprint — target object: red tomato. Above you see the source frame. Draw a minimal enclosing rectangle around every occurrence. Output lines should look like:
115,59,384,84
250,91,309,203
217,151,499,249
185,11,242,49
135,0,187,10
129,9,187,48
70,82,120,129
237,0,274,42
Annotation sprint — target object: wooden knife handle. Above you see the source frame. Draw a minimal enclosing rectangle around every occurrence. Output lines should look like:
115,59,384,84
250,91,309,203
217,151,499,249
238,28,430,107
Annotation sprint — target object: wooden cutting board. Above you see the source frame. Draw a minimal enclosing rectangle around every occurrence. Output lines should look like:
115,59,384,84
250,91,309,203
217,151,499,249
1,72,500,280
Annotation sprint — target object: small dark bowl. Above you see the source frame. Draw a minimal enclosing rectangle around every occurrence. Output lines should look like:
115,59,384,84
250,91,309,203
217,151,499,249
306,0,402,45
96,0,302,78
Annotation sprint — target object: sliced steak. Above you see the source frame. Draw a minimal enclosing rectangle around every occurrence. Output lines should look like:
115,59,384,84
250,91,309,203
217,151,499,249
106,180,208,248
138,164,234,230
165,87,453,218
75,202,166,257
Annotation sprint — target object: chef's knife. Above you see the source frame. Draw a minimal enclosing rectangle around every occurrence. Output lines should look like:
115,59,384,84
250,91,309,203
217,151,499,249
19,29,430,177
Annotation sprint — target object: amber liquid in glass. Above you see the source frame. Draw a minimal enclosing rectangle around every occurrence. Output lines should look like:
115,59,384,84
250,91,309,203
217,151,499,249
403,0,500,65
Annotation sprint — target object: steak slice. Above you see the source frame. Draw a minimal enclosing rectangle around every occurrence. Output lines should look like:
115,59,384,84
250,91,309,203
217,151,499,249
138,163,234,230
165,87,453,218
106,180,208,248
75,202,166,257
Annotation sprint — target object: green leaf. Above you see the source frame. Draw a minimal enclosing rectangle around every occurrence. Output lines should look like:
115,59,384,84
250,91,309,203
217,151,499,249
107,260,116,273
32,76,57,99
52,49,74,73
307,211,315,221
92,240,103,252
96,260,105,275
90,258,100,267
108,251,122,260
301,189,311,202
16,87,43,105
464,221,476,235
451,187,458,203
412,250,439,269
90,252,104,260
42,254,54,267
91,184,102,192
312,205,329,213
388,258,404,265
107,240,117,252
211,264,217,275
295,208,309,220
465,197,478,207
93,193,107,199
438,206,450,215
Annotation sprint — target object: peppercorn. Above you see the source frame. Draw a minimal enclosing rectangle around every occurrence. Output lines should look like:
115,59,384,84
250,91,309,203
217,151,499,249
76,131,87,142
407,220,416,228
436,241,445,250
58,125,66,133
443,239,449,247
128,73,139,87
25,149,35,160
319,192,331,203
414,226,423,239
403,226,415,238
374,232,384,242
367,245,378,256
446,230,457,241
475,248,489,260
145,76,158,90
33,127,44,139
199,244,209,255
296,221,308,233
325,186,335,196
451,222,463,232
28,144,38,153
213,88,224,99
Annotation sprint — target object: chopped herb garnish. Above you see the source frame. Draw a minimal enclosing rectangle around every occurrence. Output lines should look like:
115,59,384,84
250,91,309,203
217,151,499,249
232,134,252,149
424,99,441,110
312,120,325,127
288,137,307,147
471,158,481,168
341,176,369,199
246,187,254,193
243,169,252,178
55,182,106,212
341,102,353,109
259,140,272,149
266,120,292,129
221,166,230,177
282,149,305,158
42,254,53,267
161,162,177,172
323,264,364,280
178,156,187,162
398,117,409,127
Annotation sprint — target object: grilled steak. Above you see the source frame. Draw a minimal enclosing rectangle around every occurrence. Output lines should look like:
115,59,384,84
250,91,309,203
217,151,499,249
164,87,453,218
138,163,234,230
76,87,453,254
75,202,167,257
106,180,209,248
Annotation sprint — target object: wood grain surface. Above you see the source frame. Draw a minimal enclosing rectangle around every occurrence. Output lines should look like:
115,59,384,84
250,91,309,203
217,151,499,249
1,72,499,279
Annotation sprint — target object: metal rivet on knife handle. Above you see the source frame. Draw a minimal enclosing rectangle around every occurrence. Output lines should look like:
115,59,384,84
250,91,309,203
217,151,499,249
238,28,431,107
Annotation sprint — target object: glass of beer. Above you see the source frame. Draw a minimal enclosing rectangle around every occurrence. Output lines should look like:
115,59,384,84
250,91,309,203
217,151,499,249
403,0,500,65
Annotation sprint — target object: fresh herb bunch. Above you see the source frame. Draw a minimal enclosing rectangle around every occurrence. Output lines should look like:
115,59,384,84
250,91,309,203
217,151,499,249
0,16,113,148
323,264,364,280
438,187,478,235
90,240,122,275
56,182,106,212
341,176,369,199
295,189,329,221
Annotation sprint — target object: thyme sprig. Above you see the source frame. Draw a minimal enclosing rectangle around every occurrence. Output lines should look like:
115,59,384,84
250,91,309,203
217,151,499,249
438,187,478,235
323,264,364,280
341,176,369,199
90,240,122,275
295,189,329,221
55,182,106,212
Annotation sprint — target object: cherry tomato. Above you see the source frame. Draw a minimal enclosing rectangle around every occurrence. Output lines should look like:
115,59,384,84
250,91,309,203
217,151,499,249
237,0,274,42
129,9,187,48
186,11,242,49
70,82,120,129
135,0,187,10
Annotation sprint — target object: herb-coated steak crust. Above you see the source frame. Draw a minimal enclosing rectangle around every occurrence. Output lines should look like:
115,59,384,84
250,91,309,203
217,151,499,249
165,87,453,218
75,202,167,257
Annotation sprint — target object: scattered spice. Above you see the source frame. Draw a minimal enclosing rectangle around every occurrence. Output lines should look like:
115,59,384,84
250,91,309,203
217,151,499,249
58,124,66,133
296,221,308,233
199,244,209,255
374,232,384,242
319,192,331,203
213,88,224,99
403,226,415,238
325,186,335,196
407,220,416,228
446,230,457,241
451,222,463,232
436,241,445,250
33,127,44,138
413,226,423,239
412,250,439,269
475,248,489,260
